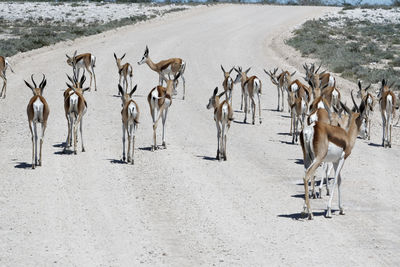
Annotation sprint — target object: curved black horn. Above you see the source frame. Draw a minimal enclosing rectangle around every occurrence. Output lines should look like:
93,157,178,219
39,74,46,88
351,90,359,112
31,74,37,88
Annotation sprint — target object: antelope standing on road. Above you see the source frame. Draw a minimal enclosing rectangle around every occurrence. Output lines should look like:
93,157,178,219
207,87,233,161
0,56,15,99
289,90,308,144
300,94,366,219
233,67,262,124
303,63,335,98
118,84,139,164
138,46,186,100
25,75,49,169
64,73,89,154
114,53,133,95
66,51,97,91
221,65,234,104
378,79,396,148
148,72,180,151
357,81,374,140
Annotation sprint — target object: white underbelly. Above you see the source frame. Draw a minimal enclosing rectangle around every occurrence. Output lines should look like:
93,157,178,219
323,142,344,162
32,98,44,122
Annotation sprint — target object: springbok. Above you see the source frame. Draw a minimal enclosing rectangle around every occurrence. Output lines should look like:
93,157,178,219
300,93,366,219
357,81,374,140
378,79,396,148
114,53,133,95
25,75,50,169
0,56,15,99
221,65,234,104
265,68,286,112
289,90,308,144
207,87,233,161
138,46,186,100
66,51,97,91
118,84,139,164
64,73,89,154
148,72,180,151
233,67,262,124
303,63,335,98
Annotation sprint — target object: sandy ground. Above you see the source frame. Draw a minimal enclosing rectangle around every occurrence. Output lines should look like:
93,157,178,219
0,4,399,266
0,2,193,23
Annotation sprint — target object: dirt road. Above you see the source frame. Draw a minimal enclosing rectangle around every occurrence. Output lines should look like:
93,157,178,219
1,5,399,266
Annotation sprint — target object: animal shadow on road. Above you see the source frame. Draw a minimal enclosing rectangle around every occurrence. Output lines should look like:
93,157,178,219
280,114,291,119
368,142,382,147
196,155,217,161
108,159,126,164
233,120,247,125
14,162,32,169
279,140,295,145
291,158,303,165
278,132,291,136
277,211,326,220
53,142,74,155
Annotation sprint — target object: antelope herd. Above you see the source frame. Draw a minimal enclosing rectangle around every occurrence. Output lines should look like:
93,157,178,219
0,48,398,220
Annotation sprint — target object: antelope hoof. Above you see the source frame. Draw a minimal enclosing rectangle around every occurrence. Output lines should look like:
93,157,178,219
339,208,345,215
325,208,332,218
162,141,167,149
252,121,255,125
182,96,185,100
82,147,85,152
308,213,314,220
151,146,155,152
74,150,77,155
38,161,42,167
31,164,35,169
123,156,126,162
326,190,330,196
312,192,317,199
244,119,247,124
127,157,131,163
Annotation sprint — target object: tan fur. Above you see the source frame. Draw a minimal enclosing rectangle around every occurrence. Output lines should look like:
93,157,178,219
147,74,179,151
66,52,97,91
25,75,49,169
300,102,365,219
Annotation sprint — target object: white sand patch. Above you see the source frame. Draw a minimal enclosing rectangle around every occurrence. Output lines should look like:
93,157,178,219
324,7,400,26
0,2,194,24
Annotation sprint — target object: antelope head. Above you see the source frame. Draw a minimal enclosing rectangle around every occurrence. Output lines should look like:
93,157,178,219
114,53,126,69
24,74,47,96
118,84,137,106
221,65,234,79
264,68,279,86
233,66,251,84
137,45,149,65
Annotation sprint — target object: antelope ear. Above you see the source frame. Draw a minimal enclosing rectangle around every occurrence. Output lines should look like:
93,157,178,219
382,79,386,86
220,65,225,73
291,71,296,76
121,53,126,60
213,87,218,96
24,80,34,90
130,84,137,97
233,67,239,73
66,82,73,89
174,71,181,81
365,83,371,91
82,87,90,93
358,81,362,90
229,67,234,74
145,45,149,56
114,53,117,60
66,54,70,59
245,67,251,74
118,84,124,96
